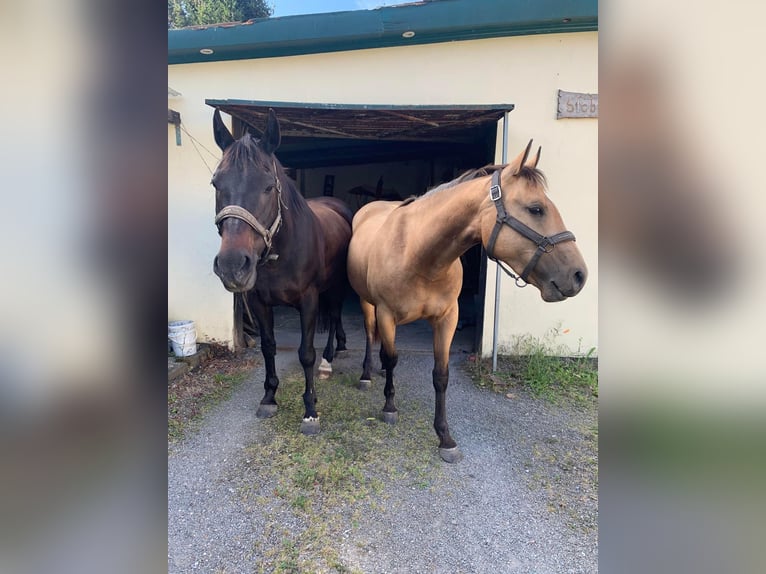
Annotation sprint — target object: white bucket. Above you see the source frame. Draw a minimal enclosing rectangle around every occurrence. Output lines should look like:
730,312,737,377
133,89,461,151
168,320,197,356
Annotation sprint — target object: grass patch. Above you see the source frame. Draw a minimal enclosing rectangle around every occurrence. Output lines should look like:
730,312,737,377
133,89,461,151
467,327,597,402
242,369,438,572
168,345,257,441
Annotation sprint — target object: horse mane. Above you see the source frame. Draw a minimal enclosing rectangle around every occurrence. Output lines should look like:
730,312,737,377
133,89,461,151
427,165,504,195
417,163,547,202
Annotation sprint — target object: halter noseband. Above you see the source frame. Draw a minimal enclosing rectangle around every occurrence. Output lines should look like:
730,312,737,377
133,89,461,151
214,160,284,263
485,169,576,287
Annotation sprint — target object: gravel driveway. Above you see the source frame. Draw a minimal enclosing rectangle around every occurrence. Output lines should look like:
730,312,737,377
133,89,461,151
168,311,597,573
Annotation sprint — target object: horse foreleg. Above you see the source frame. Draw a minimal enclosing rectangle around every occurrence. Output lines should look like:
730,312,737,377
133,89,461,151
431,305,462,462
298,291,320,435
252,301,279,419
376,308,399,424
359,299,376,390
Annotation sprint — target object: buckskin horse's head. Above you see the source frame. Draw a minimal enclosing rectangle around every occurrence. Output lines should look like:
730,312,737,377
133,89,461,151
480,141,587,302
211,109,283,292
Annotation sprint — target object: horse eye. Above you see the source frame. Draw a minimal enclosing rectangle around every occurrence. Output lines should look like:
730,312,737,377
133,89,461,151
265,184,275,193
527,206,544,216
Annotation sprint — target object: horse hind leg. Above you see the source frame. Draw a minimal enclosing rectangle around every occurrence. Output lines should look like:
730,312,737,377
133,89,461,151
318,291,345,380
318,317,335,381
376,309,399,424
358,299,377,390
334,310,347,352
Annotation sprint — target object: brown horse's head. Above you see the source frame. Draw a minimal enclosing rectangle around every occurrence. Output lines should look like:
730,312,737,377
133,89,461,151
480,141,587,302
211,108,283,292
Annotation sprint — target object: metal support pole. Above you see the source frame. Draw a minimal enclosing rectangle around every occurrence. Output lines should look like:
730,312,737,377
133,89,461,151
492,111,510,371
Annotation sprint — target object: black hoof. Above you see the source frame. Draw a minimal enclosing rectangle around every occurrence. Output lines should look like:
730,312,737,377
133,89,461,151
358,379,372,391
439,447,463,463
382,411,398,425
256,403,278,418
300,418,320,435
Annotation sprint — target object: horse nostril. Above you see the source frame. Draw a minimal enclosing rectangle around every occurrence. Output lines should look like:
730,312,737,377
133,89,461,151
213,255,220,273
241,254,252,273
574,269,585,288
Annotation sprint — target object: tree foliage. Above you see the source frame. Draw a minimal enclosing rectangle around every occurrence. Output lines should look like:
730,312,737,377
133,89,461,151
168,0,273,29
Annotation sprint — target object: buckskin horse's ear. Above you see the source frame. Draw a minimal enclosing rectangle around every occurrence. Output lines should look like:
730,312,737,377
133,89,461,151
213,109,235,151
524,145,542,169
507,139,534,175
262,108,281,154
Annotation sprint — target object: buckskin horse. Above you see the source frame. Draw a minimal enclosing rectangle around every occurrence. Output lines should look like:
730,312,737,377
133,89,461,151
347,141,587,461
211,108,352,435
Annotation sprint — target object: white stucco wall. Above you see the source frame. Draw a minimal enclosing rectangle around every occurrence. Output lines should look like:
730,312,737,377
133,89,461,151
168,31,597,353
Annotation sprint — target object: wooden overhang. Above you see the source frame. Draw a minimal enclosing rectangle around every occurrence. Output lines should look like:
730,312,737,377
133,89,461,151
205,100,514,168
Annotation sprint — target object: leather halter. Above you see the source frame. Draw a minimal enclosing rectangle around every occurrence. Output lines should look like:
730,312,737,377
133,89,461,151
214,160,284,263
486,169,576,287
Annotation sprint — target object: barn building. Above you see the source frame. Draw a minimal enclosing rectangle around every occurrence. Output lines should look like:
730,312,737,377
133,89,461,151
168,0,598,356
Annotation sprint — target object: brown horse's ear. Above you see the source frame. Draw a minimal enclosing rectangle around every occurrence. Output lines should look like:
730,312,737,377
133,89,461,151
524,145,542,169
507,139,534,175
261,108,281,154
213,109,235,151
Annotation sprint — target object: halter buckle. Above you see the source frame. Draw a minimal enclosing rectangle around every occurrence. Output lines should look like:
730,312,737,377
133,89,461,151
539,237,555,254
489,184,502,202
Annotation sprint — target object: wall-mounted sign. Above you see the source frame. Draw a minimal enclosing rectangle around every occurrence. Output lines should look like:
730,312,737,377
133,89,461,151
557,90,598,119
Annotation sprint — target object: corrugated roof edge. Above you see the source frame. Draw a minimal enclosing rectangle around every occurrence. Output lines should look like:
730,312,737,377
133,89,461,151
168,0,598,65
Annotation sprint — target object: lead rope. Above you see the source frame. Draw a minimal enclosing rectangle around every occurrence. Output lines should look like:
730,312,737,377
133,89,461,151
240,292,257,336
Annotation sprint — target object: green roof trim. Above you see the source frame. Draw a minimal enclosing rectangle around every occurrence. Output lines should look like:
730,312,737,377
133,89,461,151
168,0,597,65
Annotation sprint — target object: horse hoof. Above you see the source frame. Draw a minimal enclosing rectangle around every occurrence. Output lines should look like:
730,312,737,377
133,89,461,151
256,403,278,418
300,418,320,435
318,358,332,380
382,411,398,425
358,379,372,391
439,447,463,464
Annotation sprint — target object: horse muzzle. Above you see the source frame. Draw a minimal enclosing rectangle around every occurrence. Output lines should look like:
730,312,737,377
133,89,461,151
213,250,257,292
540,267,587,302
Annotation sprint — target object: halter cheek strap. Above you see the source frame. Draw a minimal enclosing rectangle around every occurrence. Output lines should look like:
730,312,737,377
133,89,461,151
486,170,576,287
214,160,284,263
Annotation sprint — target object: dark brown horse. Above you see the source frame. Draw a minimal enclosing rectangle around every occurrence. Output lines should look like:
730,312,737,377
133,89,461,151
212,108,352,434
348,141,587,461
